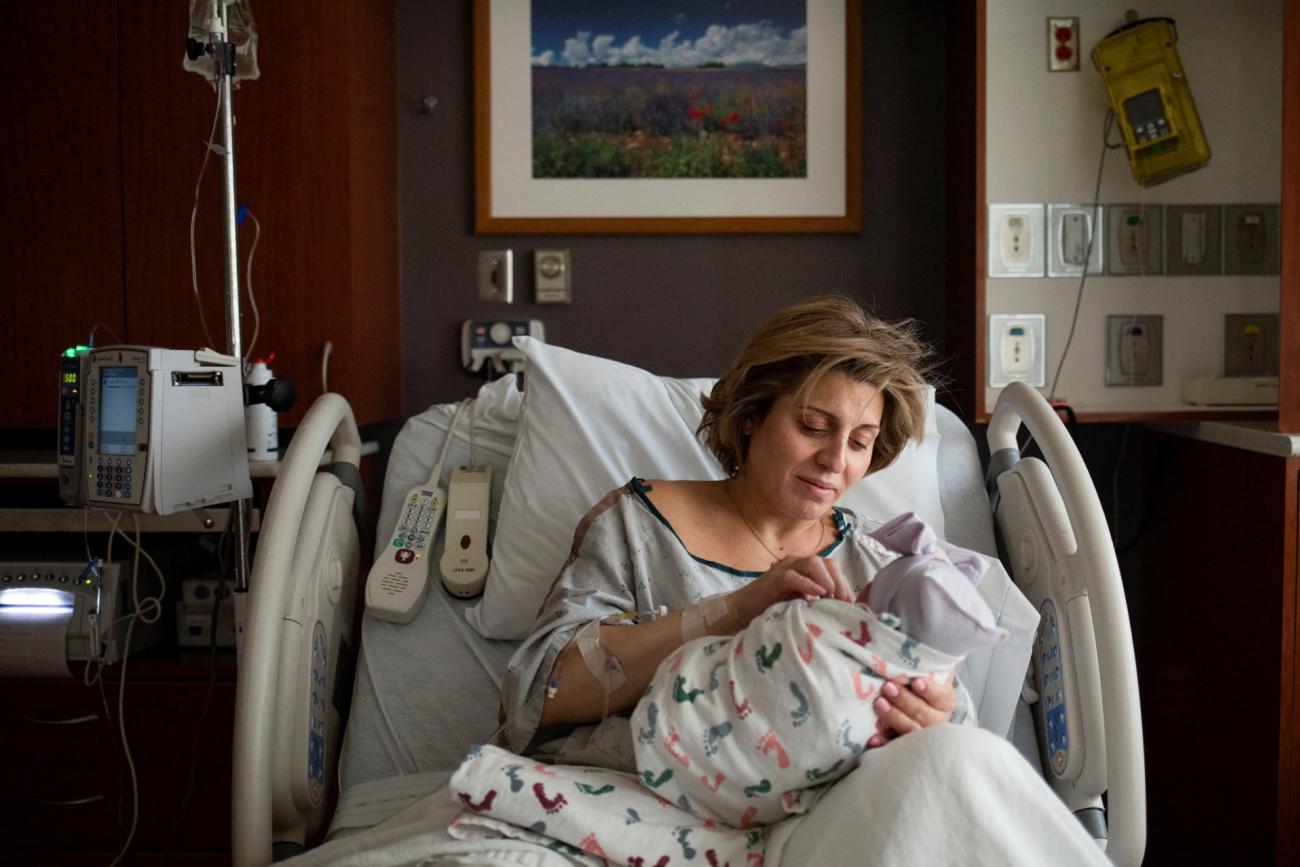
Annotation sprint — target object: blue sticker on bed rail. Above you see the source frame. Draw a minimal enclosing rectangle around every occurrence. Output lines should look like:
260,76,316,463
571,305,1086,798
1036,600,1069,776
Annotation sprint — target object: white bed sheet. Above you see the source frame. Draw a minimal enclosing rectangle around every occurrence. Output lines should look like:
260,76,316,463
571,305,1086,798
330,381,1044,845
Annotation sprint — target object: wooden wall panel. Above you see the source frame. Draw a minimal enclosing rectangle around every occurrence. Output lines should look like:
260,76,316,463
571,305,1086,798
2,3,125,429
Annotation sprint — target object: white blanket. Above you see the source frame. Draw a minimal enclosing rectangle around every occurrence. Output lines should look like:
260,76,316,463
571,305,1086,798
290,726,1109,867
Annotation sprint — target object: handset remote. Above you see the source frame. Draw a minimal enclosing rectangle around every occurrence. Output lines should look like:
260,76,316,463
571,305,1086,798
365,482,447,623
439,464,493,598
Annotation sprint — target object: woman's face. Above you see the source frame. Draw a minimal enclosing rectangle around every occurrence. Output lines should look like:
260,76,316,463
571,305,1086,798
741,370,885,520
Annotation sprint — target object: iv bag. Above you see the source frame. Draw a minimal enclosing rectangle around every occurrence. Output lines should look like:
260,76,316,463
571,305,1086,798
184,0,260,84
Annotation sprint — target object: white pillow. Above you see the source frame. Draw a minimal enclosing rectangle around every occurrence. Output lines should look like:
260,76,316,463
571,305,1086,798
465,338,945,640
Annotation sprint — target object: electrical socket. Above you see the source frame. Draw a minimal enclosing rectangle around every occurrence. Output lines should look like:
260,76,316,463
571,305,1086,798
1223,204,1280,275
1106,204,1163,275
477,250,514,303
988,314,1047,387
1047,17,1080,72
1224,313,1279,377
1105,315,1163,386
1165,205,1222,276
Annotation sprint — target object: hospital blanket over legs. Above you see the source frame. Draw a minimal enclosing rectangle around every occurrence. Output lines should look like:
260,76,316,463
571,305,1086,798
449,744,766,866
632,600,960,827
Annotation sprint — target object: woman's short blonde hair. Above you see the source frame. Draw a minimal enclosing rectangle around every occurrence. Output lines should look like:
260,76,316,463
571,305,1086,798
698,295,933,477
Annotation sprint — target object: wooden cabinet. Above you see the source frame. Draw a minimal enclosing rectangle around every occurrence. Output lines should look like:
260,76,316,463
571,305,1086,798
1138,427,1300,865
0,649,237,864
3,0,399,432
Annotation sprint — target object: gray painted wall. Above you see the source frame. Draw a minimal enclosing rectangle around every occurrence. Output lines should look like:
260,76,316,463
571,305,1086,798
397,2,953,411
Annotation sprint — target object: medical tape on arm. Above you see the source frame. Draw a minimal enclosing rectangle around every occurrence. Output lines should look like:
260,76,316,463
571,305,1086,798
571,619,627,721
680,594,729,643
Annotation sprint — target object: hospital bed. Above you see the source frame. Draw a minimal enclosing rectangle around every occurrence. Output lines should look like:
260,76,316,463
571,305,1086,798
231,339,1145,866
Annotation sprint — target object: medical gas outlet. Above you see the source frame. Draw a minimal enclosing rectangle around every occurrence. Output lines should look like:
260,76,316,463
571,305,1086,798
989,315,1046,388
1105,316,1162,387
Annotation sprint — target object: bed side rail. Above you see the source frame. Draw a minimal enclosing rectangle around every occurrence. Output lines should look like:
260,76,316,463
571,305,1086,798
987,382,1145,867
232,394,362,867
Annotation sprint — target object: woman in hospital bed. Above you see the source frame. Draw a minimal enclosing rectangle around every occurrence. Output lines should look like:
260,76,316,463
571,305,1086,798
477,297,1108,865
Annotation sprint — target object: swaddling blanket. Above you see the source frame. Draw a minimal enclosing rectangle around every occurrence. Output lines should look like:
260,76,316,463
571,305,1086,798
631,599,960,827
449,743,766,866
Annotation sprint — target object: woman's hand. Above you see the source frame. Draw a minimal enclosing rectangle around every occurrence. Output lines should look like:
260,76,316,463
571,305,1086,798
866,674,957,749
726,555,855,630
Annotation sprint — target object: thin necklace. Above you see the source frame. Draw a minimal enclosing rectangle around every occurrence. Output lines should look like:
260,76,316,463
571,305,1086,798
724,480,826,565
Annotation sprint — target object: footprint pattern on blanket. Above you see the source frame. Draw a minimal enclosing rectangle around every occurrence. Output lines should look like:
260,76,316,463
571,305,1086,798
755,643,782,673
704,721,733,756
743,779,771,798
576,783,616,796
675,827,697,859
637,702,659,745
503,764,524,792
838,718,864,755
805,759,844,782
675,675,705,704
642,768,675,789
628,858,670,867
457,789,496,812
899,637,921,667
532,782,567,814
789,683,810,727
842,620,872,646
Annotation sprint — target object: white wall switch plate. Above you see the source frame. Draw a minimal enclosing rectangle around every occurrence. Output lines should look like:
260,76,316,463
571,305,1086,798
988,204,1045,277
1048,204,1104,277
477,249,514,303
1165,204,1222,276
1106,204,1164,275
989,314,1047,387
533,249,571,304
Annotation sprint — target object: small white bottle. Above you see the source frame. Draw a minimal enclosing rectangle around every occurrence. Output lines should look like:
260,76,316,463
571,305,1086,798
244,357,279,462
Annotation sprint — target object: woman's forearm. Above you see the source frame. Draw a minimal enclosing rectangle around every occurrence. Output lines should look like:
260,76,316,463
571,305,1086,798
537,605,742,728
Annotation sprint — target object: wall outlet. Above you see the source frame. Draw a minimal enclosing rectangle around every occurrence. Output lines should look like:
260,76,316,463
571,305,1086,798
1165,204,1222,276
1224,313,1280,377
1105,315,1163,386
1223,204,1281,275
477,249,514,302
988,314,1046,387
988,204,1045,277
1106,204,1163,275
1047,17,1080,72
1047,204,1104,277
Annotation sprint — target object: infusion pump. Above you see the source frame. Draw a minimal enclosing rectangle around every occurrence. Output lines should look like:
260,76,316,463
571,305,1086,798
59,345,252,515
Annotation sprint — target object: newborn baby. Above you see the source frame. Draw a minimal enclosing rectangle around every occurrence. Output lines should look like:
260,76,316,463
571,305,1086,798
630,512,1008,828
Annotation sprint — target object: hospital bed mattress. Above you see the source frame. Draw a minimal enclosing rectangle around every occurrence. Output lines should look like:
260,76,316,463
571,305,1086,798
332,382,1042,837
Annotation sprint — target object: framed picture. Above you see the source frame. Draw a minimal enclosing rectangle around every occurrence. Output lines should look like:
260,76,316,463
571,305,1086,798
473,0,861,234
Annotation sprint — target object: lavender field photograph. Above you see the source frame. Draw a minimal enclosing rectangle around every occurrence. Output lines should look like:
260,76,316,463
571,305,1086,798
530,1,808,179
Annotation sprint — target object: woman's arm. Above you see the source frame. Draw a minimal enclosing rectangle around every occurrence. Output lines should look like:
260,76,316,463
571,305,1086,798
538,554,853,728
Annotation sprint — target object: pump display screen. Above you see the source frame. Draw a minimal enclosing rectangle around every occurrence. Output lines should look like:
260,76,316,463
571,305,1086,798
99,366,139,455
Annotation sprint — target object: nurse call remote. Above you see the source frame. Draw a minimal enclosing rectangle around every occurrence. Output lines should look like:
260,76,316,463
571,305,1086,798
365,483,446,623
439,464,493,598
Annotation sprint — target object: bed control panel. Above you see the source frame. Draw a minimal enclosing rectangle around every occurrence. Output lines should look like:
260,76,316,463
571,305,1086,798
440,464,493,598
1036,600,1070,776
364,482,447,623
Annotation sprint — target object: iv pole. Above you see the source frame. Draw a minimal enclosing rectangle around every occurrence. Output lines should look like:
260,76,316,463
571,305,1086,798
203,1,253,614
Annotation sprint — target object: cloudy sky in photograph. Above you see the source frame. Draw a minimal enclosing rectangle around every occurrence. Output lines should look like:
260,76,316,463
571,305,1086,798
530,0,807,68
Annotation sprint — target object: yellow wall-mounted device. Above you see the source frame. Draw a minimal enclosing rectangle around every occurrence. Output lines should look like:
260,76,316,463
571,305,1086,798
1092,18,1211,186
